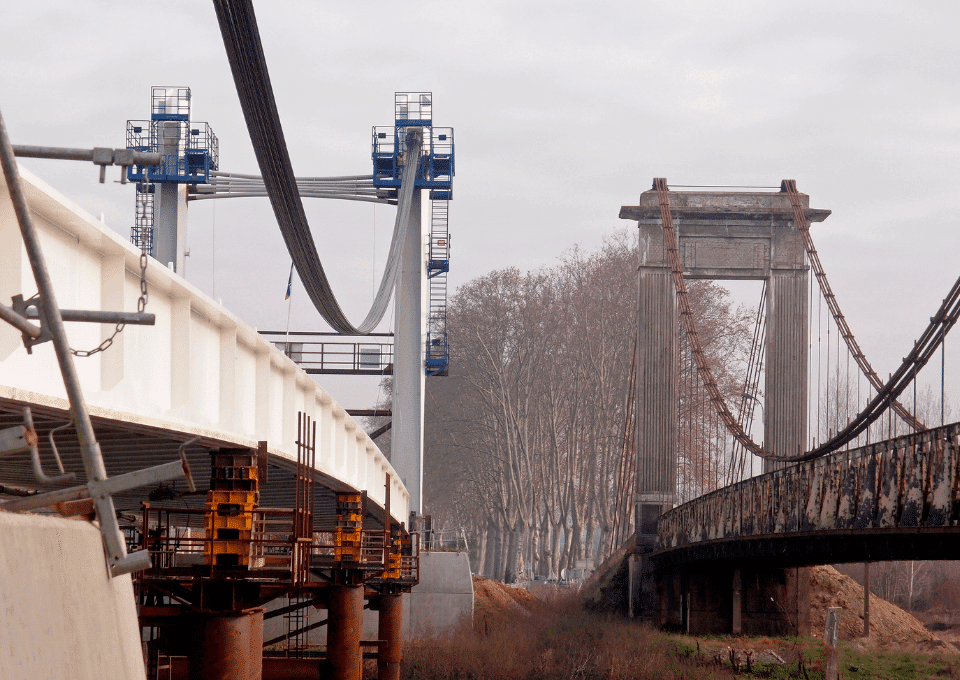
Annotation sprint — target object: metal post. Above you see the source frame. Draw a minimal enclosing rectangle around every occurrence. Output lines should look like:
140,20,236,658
384,474,392,568
328,585,364,680
0,108,148,576
377,592,403,680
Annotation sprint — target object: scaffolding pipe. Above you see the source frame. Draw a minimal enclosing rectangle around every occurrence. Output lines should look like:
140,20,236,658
0,108,151,576
12,144,162,165
23,308,156,325
0,301,41,337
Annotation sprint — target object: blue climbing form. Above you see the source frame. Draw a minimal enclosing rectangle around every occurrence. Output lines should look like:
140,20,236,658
125,87,218,256
372,93,454,376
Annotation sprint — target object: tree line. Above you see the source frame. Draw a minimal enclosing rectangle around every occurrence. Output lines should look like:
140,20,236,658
420,231,754,582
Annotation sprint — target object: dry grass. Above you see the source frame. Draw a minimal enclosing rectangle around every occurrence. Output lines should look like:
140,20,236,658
401,572,960,679
402,596,735,680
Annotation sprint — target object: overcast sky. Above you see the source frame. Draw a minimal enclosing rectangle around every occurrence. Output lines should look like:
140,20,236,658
3,1,959,412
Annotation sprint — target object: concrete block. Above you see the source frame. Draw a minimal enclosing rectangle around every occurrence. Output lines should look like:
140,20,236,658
405,551,473,637
0,511,146,679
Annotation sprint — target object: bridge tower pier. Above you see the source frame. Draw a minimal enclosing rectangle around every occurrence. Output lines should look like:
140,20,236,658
621,182,830,625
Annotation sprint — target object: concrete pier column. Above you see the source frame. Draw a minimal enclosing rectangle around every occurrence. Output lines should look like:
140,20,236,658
636,261,677,619
155,120,185,272
392,187,425,514
187,609,263,680
636,265,678,528
377,592,403,680
764,269,809,470
328,584,364,680
732,569,743,635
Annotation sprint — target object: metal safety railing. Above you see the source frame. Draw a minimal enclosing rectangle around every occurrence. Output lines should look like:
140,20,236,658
137,505,418,581
259,331,394,375
395,92,432,122
420,527,468,552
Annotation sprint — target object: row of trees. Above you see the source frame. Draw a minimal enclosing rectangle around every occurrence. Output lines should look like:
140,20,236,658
837,561,960,615
419,231,755,582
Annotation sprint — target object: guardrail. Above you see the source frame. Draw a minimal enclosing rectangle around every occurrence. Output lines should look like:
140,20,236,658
259,331,394,376
137,504,418,583
421,527,468,552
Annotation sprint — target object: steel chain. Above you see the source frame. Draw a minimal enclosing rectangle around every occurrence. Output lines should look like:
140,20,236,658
72,197,150,357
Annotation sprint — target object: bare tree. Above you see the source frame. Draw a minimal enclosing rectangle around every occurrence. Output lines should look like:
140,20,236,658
423,231,754,578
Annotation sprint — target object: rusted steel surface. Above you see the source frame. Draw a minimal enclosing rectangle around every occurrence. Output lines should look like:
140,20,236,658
328,585,364,680
658,423,960,558
187,609,264,680
377,593,403,680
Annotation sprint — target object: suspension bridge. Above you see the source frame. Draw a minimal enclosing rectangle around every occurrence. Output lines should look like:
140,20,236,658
611,179,960,636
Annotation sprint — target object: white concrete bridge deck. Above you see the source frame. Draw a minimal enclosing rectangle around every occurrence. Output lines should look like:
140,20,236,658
0,166,407,522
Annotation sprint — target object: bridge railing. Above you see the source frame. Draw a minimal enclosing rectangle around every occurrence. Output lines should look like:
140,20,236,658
135,505,418,582
421,527,468,552
258,331,394,376
658,422,960,552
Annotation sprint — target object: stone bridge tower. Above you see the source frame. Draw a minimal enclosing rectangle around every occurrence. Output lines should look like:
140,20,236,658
619,183,831,550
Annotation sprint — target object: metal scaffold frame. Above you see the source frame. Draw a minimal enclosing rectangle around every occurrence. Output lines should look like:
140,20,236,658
0,107,193,577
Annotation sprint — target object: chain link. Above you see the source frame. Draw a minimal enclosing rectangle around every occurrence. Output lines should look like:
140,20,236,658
71,212,150,357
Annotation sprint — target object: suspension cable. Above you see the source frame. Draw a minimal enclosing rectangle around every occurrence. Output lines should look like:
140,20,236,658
654,178,770,458
655,178,960,463
787,272,960,461
727,280,766,482
782,180,924,430
212,0,420,335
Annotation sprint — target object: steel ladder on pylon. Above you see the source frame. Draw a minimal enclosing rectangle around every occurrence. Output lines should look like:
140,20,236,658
426,199,449,376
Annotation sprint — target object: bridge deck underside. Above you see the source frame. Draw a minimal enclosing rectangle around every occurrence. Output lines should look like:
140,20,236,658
0,396,387,532
653,527,960,568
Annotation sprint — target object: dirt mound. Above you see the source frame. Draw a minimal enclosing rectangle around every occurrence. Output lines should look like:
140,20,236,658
472,576,541,632
810,565,957,653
